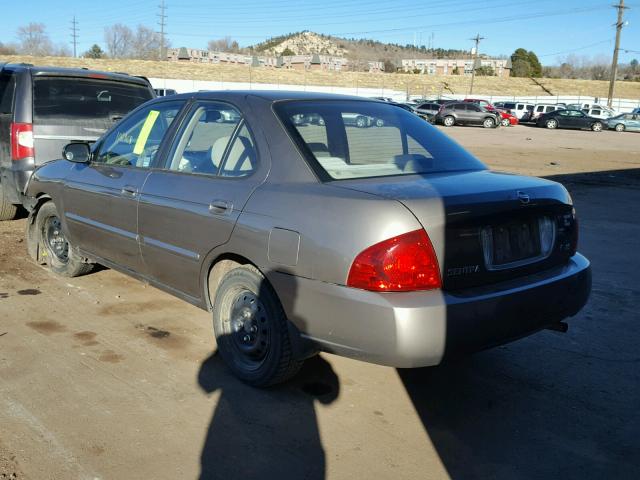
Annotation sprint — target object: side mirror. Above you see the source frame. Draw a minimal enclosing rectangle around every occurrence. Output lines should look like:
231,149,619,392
63,142,91,163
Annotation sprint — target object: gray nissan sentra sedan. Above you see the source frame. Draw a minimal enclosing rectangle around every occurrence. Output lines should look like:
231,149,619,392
24,91,591,386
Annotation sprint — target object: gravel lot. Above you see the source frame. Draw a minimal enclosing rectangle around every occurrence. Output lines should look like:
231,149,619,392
1,124,639,480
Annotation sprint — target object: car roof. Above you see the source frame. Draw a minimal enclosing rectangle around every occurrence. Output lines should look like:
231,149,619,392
154,90,391,104
1,63,151,86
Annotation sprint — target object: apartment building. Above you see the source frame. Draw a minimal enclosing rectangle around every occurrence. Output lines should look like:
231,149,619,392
401,57,512,77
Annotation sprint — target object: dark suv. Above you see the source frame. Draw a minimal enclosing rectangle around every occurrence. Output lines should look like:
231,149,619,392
0,63,155,220
435,101,501,128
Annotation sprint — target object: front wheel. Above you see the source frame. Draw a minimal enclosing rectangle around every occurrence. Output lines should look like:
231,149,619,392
212,265,303,386
375,118,385,127
483,117,496,128
591,122,603,132
615,123,625,132
443,116,455,127
500,118,510,127
546,119,558,129
355,116,368,128
35,202,93,277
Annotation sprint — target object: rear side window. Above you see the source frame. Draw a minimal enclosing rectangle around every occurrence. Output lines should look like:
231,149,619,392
276,100,486,180
504,103,516,110
33,76,153,125
545,106,555,113
0,71,16,114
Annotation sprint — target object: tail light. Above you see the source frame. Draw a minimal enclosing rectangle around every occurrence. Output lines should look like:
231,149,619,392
11,123,34,160
570,208,579,256
347,229,441,292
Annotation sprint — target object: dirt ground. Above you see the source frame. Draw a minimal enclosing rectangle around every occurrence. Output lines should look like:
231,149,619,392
1,125,639,480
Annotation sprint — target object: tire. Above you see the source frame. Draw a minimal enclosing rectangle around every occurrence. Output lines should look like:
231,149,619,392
591,122,603,132
355,116,367,128
0,182,18,221
35,202,93,277
615,123,625,132
375,118,385,127
500,118,510,127
546,119,558,129
212,265,303,386
483,117,496,128
443,115,455,127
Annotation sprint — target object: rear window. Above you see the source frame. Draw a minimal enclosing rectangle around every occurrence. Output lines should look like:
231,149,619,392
0,71,16,114
275,100,485,180
33,76,153,125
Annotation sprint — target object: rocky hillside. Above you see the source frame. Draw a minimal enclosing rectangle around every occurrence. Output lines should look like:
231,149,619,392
254,31,347,57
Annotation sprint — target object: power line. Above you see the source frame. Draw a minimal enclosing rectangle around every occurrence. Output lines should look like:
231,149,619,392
607,0,629,107
158,0,167,60
70,16,79,58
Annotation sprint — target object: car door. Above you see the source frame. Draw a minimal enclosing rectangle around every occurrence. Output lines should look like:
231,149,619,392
63,100,185,272
137,100,268,298
466,104,483,125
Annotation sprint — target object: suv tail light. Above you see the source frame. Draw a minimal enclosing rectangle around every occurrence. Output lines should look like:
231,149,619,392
11,123,34,160
570,208,579,256
347,229,441,292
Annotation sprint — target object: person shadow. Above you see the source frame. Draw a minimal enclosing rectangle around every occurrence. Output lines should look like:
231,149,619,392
197,270,339,480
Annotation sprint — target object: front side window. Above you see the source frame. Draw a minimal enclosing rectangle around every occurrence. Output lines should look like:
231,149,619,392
94,101,183,167
276,100,486,180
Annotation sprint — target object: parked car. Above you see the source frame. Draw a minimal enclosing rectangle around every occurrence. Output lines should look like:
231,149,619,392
608,113,640,132
581,107,615,121
0,63,155,220
154,88,177,97
24,91,590,386
497,109,519,126
566,103,617,116
414,102,441,121
536,109,607,131
631,107,640,115
436,101,501,128
526,104,566,122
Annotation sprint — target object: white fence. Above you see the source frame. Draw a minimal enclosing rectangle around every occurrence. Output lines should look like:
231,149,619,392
149,77,640,113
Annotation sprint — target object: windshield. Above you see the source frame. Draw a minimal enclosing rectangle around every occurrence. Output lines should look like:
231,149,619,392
33,76,153,125
275,100,486,180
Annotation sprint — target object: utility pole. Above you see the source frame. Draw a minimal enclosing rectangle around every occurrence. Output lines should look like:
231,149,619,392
607,0,629,107
468,34,484,95
70,16,79,58
157,0,167,60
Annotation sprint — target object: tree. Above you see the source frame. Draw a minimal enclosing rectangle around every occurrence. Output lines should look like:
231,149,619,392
84,44,105,59
104,24,133,58
631,59,639,73
475,66,495,76
131,25,162,60
281,47,295,56
527,51,542,77
511,58,532,77
0,42,18,55
207,37,240,53
510,48,541,77
17,22,52,56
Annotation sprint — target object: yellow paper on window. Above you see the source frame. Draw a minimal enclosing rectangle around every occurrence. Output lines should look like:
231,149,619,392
133,110,160,155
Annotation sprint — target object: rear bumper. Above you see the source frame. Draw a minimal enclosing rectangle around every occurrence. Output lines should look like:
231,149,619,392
269,253,591,368
0,159,34,204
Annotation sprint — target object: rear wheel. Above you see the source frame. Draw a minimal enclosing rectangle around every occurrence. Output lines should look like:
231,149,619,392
591,122,603,132
0,183,18,221
443,116,455,127
375,118,385,127
615,123,625,132
35,202,93,277
355,116,368,128
483,117,496,128
500,118,510,127
546,119,558,129
212,265,303,386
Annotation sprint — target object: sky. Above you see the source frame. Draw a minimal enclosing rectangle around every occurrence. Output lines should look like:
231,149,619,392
0,0,639,64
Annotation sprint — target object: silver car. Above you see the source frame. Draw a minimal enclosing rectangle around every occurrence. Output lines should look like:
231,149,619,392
608,113,640,132
24,91,591,386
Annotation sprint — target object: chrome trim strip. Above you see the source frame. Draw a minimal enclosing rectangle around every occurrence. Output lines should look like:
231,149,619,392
33,135,99,141
65,212,137,240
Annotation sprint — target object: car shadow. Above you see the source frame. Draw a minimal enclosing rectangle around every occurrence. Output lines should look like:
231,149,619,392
197,272,339,480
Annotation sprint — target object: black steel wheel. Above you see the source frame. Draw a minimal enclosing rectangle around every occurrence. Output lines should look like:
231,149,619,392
35,202,93,277
212,265,303,386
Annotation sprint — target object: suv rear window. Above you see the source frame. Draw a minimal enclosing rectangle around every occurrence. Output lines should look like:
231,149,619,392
33,76,153,125
0,71,16,114
276,100,485,180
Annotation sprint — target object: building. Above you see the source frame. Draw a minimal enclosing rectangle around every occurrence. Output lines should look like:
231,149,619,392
401,57,511,78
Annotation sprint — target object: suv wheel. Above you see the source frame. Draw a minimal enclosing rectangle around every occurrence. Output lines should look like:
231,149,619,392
35,202,93,277
0,183,18,221
483,117,496,128
355,116,368,128
443,116,455,127
212,265,303,386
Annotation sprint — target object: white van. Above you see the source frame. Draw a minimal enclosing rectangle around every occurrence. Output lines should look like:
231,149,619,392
495,102,535,120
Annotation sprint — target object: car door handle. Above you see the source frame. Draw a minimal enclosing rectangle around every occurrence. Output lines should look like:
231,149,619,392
209,200,233,215
121,185,138,197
